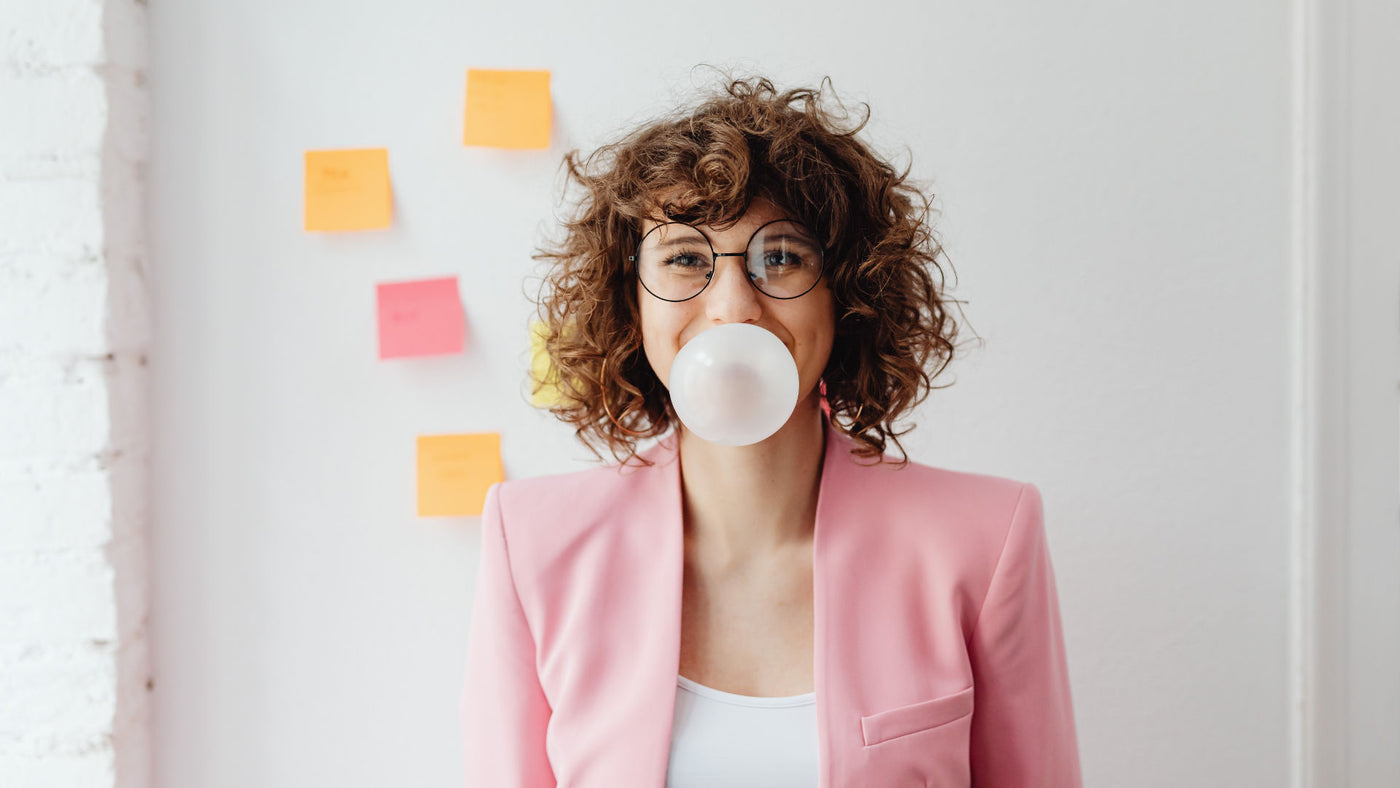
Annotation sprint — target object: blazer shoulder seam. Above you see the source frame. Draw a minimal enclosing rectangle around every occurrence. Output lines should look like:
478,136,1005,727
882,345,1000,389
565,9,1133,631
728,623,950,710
966,481,1030,643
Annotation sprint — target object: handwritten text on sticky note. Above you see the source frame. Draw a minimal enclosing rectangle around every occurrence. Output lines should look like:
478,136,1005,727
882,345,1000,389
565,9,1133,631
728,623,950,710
417,433,504,517
463,69,551,149
304,148,392,231
376,277,464,359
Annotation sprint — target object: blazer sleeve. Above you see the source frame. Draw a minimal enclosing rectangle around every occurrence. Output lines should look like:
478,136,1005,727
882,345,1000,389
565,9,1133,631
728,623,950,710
968,482,1083,787
459,482,556,787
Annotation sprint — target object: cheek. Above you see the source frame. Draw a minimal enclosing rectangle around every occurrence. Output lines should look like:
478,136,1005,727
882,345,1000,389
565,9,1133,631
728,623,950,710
801,297,837,368
637,297,680,388
806,331,835,390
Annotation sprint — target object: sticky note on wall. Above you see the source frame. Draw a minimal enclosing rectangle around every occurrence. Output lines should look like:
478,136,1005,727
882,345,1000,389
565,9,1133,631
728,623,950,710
529,319,563,408
463,69,551,149
376,277,465,359
418,433,504,517
304,148,392,231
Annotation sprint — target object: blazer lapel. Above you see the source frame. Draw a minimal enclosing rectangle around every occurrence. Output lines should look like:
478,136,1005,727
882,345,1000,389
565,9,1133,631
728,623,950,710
810,414,868,786
618,430,684,786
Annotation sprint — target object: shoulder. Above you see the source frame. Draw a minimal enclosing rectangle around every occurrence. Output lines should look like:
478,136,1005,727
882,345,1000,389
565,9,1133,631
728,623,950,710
492,457,659,518
481,443,679,598
830,443,1040,576
485,438,677,542
838,443,1031,520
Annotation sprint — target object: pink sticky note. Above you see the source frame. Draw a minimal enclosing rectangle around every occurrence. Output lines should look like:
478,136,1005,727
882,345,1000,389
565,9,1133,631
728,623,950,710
376,277,465,359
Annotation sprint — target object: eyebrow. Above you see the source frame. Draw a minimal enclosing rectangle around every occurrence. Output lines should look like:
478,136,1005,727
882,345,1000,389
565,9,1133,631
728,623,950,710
651,236,711,248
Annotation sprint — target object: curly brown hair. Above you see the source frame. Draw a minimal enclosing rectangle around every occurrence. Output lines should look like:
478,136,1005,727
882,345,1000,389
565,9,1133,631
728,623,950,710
528,73,967,468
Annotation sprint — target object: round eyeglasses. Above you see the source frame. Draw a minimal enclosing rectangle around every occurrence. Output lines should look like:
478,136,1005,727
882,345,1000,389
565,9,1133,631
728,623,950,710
628,219,825,302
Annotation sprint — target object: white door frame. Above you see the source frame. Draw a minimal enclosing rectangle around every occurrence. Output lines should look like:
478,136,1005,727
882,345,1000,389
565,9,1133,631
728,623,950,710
1292,0,1400,784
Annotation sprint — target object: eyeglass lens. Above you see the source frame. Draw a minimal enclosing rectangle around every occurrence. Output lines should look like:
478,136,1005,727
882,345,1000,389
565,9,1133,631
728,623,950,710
635,221,823,301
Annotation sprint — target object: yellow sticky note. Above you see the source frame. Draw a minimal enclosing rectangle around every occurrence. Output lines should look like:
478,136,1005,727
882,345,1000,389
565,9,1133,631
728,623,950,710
463,69,551,149
529,319,563,408
304,148,392,231
417,433,504,517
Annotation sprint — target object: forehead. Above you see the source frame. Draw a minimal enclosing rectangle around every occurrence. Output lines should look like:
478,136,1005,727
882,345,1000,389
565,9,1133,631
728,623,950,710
639,196,793,236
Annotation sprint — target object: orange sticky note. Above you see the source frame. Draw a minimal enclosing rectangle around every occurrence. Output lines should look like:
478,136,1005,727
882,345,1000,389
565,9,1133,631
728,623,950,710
463,69,551,149
376,277,464,359
528,319,563,408
304,148,392,231
417,433,504,517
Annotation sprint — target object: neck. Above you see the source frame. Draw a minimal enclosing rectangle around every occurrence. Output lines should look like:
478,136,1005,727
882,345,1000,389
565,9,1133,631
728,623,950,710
676,393,827,569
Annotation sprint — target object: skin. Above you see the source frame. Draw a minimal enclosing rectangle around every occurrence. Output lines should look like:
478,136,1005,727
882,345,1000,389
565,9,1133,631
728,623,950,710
637,197,837,696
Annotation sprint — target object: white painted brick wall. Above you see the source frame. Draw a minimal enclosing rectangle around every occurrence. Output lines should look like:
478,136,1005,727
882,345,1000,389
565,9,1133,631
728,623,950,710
1,1,150,786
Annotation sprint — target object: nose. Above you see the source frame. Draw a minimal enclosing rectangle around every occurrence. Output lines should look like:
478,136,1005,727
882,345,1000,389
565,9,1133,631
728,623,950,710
703,254,762,325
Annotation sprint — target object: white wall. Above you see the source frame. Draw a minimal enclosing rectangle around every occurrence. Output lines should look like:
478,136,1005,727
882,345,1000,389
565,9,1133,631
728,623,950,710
139,2,1394,787
0,1,150,786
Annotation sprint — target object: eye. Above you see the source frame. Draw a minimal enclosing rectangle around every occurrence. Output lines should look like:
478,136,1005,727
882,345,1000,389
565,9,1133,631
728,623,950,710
662,252,709,269
762,250,805,268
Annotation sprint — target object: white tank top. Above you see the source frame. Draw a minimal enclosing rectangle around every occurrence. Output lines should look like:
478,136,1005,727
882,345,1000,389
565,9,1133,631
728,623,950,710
664,674,819,787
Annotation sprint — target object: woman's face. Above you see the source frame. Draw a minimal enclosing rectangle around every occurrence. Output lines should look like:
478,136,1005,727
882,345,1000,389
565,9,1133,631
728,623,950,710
636,198,836,414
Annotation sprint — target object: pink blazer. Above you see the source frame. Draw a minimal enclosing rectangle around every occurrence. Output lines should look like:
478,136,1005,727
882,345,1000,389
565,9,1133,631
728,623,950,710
460,414,1082,786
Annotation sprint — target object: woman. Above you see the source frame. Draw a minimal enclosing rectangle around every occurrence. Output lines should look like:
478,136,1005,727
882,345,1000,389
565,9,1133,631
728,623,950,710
460,75,1082,787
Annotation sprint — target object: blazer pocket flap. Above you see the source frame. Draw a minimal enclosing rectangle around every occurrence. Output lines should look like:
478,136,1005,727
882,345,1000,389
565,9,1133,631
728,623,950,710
860,685,974,746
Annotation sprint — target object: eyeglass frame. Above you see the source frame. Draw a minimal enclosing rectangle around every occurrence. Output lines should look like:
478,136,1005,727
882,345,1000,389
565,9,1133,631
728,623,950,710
626,218,826,303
